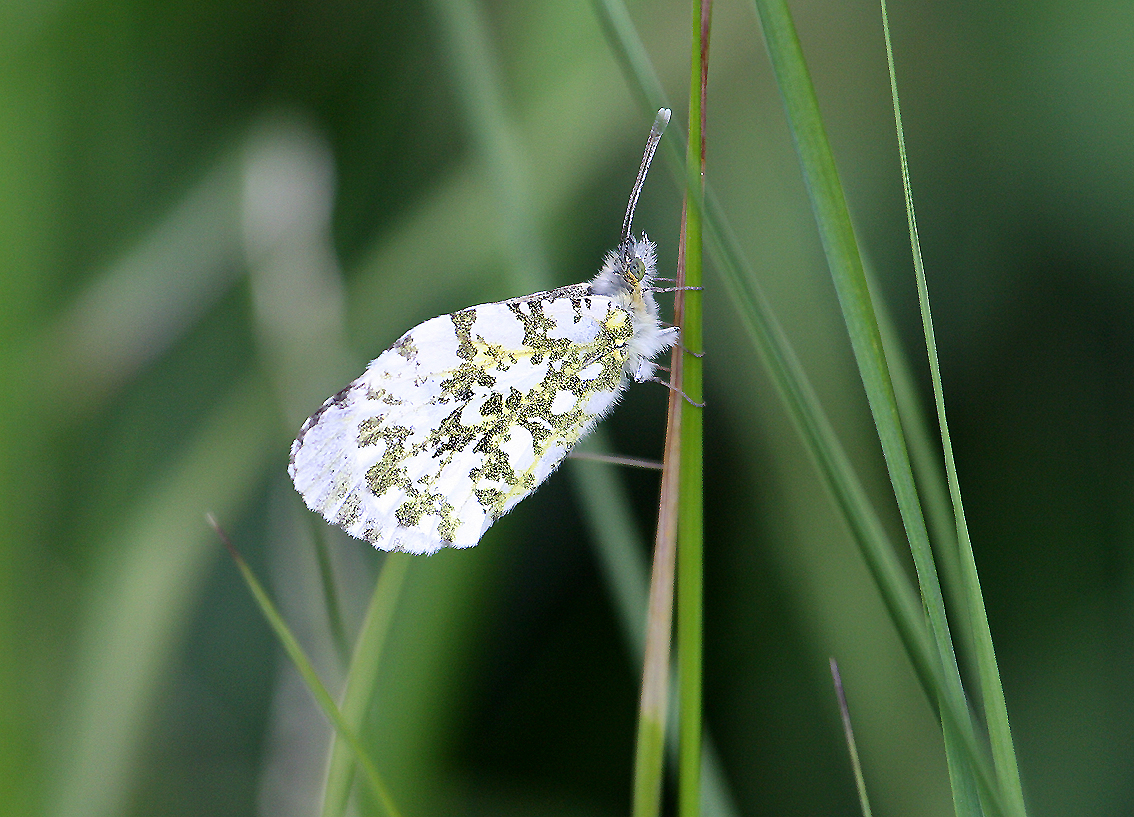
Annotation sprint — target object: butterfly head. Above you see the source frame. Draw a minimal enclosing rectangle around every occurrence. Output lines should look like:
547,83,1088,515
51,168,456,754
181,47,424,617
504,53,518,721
591,233,660,317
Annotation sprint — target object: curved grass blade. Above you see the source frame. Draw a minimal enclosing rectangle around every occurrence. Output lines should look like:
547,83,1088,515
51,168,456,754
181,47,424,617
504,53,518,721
880,2,1028,814
750,0,991,813
319,554,411,817
213,519,403,817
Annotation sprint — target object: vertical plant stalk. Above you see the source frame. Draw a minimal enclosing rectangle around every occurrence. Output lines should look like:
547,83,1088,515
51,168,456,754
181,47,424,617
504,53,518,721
631,274,681,817
631,196,690,817
879,3,1028,815
678,2,710,816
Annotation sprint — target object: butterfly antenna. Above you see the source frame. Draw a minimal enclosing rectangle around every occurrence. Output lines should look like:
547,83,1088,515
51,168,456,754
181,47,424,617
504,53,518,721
620,108,671,249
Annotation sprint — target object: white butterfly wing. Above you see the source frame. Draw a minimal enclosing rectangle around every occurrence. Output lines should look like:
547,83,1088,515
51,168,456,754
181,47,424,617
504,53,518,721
289,288,635,554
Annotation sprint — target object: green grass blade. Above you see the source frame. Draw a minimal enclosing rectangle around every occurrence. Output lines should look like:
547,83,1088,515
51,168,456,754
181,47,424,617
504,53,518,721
320,553,412,817
678,4,708,817
632,695,668,817
215,522,403,817
874,275,973,657
879,3,1028,815
630,253,683,817
830,659,873,817
632,719,667,817
750,0,987,813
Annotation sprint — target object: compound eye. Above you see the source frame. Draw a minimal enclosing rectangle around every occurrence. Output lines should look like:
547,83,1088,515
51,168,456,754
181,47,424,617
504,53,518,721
624,256,646,287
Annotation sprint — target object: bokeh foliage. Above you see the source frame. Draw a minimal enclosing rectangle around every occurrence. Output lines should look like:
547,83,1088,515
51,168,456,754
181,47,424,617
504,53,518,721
2,1,1133,815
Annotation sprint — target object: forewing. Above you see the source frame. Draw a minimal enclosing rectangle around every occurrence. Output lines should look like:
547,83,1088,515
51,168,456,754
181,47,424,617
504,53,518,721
289,289,635,554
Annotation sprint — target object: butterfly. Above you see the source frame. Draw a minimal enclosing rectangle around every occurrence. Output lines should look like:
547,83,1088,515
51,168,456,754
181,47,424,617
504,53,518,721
289,109,677,554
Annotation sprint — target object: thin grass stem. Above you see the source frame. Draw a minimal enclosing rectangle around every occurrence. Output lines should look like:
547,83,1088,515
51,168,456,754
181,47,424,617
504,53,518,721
830,659,874,817
630,164,697,816
320,554,412,817
678,3,709,815
631,323,682,816
209,517,403,817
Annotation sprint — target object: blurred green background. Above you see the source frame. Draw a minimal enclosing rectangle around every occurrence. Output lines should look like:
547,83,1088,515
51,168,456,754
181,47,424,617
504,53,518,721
2,0,1133,815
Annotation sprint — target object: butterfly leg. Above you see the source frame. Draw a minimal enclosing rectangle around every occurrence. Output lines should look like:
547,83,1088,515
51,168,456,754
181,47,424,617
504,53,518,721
665,337,705,358
647,376,705,407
